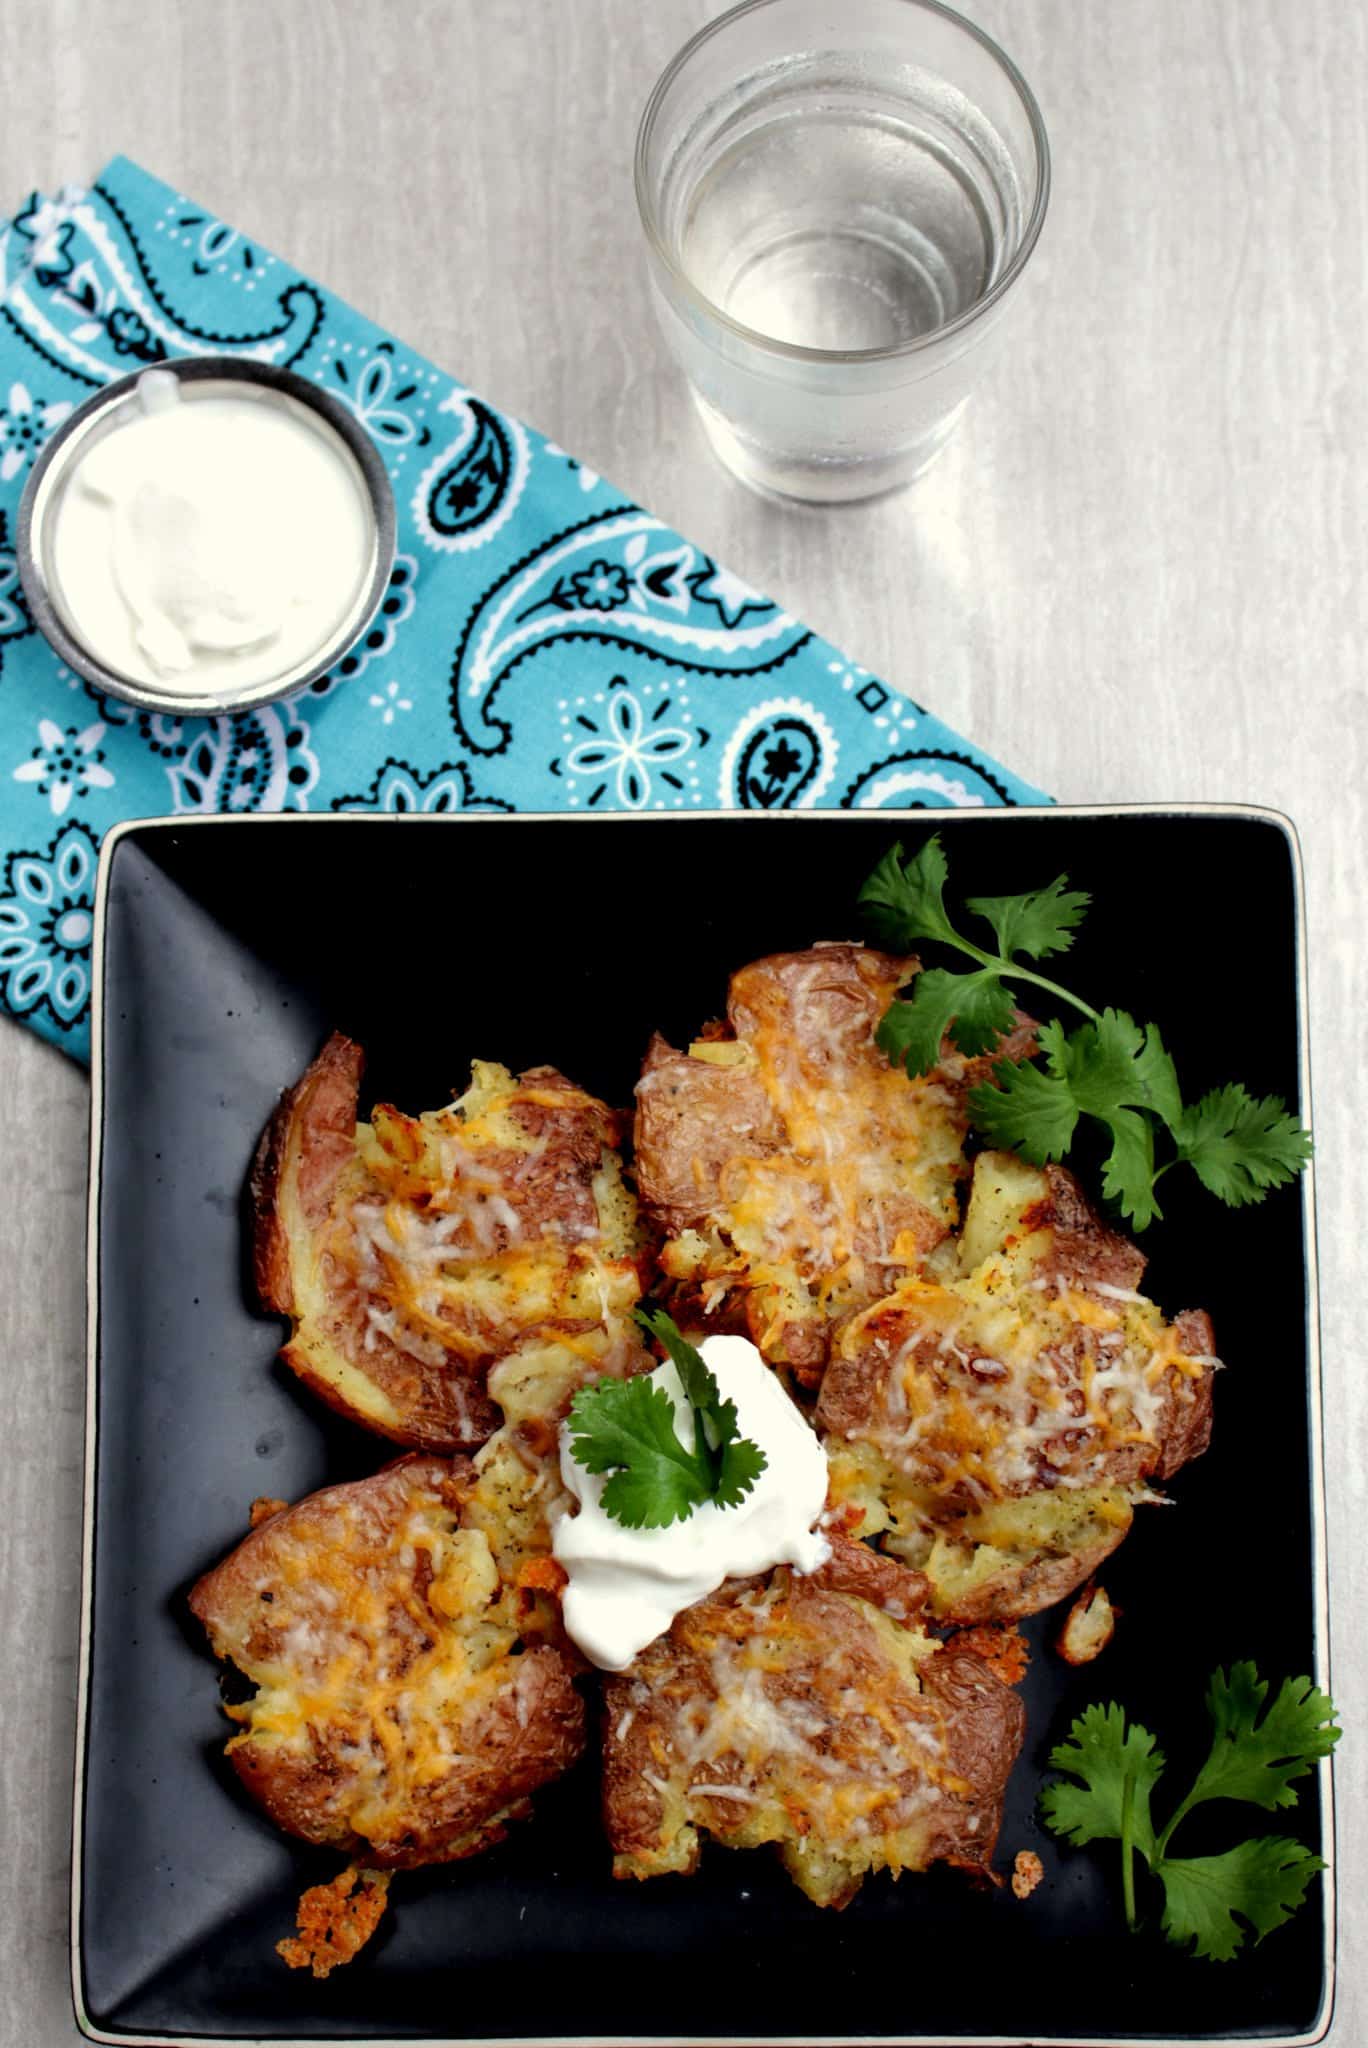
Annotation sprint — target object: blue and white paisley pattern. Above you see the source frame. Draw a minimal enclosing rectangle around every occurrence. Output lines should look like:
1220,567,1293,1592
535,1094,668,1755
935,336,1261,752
0,509,33,670
412,389,530,553
0,819,97,1032
332,757,511,815
167,709,320,813
50,257,165,364
163,207,259,280
12,717,115,815
4,187,86,292
542,440,600,494
2,181,324,388
92,691,319,813
718,698,839,810
367,680,413,727
0,156,1043,1062
0,379,73,481
322,340,442,471
557,676,699,810
448,510,808,756
840,750,1014,809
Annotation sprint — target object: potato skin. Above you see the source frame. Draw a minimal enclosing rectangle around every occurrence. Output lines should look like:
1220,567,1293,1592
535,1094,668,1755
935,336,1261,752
1026,1164,1150,1295
249,1037,501,1450
634,943,1006,1386
190,1455,585,1868
250,1038,642,1453
601,1546,1024,1907
1056,1581,1118,1666
916,1643,1028,1871
1156,1309,1216,1478
819,1154,1217,1624
804,1530,930,1620
634,1030,782,1238
251,1030,362,1317
927,1517,1131,1627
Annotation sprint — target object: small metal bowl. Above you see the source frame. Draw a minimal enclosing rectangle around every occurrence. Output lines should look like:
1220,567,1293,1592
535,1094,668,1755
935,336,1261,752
17,354,396,718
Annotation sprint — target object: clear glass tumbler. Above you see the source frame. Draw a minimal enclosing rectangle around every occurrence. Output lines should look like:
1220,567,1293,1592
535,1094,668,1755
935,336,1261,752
635,0,1050,503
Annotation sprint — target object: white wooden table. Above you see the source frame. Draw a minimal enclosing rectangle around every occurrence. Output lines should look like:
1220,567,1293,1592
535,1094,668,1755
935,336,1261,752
1,1,1363,2041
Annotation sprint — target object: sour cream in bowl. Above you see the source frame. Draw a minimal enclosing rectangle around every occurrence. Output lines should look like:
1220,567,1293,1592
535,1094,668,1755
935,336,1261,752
18,356,394,715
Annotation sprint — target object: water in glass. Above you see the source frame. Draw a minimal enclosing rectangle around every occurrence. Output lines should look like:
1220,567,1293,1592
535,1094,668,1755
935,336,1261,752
637,2,1048,503
678,64,1013,356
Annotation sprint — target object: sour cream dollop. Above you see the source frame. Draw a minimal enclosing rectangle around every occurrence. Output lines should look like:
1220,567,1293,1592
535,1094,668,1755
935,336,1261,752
552,1333,830,1672
47,368,373,696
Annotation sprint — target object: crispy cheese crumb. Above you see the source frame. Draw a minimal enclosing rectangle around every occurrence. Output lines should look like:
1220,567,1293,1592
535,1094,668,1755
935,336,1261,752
276,1866,391,1978
516,1555,569,1598
1012,1849,1044,1900
1056,1582,1117,1666
249,1497,287,1529
952,1623,1031,1687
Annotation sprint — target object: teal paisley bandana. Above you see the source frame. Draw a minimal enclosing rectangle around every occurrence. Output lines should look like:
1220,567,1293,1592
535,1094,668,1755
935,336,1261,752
0,158,1046,1061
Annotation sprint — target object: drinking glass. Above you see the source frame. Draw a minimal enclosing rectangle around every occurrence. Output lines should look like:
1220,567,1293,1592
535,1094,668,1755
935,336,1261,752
635,0,1049,503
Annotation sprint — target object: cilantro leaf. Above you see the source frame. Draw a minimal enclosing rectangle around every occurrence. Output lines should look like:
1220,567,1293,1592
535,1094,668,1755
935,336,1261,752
1042,1701,1164,1861
968,1012,1174,1227
966,875,1091,960
714,1434,769,1509
637,1306,717,1419
637,1305,733,1474
859,838,1311,1227
567,1375,711,1529
1175,1086,1314,1206
966,1048,1080,1160
1181,1667,1340,1818
1131,1022,1185,1131
1097,1107,1160,1230
567,1312,768,1530
599,1459,704,1531
857,836,959,951
1041,1665,1336,1964
1045,1007,1147,1113
1158,1838,1325,1963
877,966,1020,1075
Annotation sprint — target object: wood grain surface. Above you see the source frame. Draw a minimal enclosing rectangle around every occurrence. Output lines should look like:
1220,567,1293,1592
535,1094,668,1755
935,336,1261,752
0,1,1363,2041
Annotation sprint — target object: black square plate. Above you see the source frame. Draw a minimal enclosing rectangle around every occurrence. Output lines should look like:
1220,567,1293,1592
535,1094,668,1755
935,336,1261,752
77,808,1333,2046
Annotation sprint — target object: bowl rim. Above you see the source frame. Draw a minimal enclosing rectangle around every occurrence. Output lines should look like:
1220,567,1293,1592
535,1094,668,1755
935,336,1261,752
16,352,397,717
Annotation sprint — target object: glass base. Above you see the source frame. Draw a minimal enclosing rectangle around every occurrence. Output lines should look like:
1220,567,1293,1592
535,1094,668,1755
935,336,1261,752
691,389,967,505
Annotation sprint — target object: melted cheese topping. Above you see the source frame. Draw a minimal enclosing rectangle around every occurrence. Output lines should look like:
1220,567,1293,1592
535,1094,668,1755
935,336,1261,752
722,959,965,1298
218,1480,525,1849
610,1576,974,1903
329,1062,640,1378
657,950,969,1352
204,1474,573,1859
828,1261,1210,1509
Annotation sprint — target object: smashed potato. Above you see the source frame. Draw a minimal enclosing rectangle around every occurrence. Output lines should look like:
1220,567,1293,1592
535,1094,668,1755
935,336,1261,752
252,1034,643,1450
459,1320,649,1647
634,945,1032,1386
820,1152,1216,1621
602,1537,1023,1908
189,1456,585,1867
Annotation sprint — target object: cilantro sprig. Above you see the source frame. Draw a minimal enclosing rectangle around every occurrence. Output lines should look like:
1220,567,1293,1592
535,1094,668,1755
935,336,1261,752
1041,1666,1340,1961
859,837,1311,1229
564,1310,767,1530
